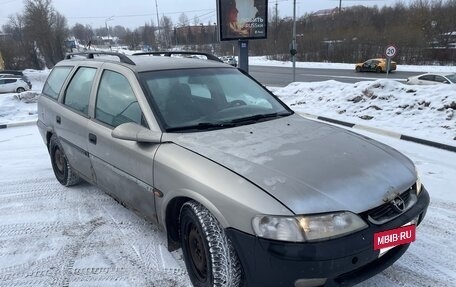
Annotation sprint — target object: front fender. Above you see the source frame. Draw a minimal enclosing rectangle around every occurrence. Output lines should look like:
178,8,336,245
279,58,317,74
153,143,293,235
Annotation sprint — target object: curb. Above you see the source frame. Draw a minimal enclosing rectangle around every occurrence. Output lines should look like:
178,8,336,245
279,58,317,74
0,120,37,129
298,112,456,153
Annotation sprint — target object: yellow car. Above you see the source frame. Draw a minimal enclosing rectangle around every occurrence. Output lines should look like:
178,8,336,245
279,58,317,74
355,58,397,73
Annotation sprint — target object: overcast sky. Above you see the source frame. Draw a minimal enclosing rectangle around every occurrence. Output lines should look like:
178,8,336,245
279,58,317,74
1,0,412,30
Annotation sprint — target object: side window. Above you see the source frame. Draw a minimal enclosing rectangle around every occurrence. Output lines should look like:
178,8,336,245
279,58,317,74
42,66,73,100
5,79,17,84
64,67,96,115
95,70,145,128
419,75,434,81
434,76,447,83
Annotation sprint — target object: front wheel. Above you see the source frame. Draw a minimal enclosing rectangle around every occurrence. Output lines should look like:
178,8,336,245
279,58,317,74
376,66,383,73
355,66,361,72
180,201,243,287
16,87,25,93
49,134,81,186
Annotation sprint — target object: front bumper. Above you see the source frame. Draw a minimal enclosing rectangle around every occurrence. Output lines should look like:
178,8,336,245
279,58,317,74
227,186,430,287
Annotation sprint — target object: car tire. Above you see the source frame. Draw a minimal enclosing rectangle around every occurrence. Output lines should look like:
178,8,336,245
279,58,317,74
16,87,25,93
376,67,383,73
180,201,243,287
355,66,361,72
49,134,81,186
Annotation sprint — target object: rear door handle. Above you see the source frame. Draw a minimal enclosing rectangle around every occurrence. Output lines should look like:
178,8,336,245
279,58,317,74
88,133,97,145
56,115,61,124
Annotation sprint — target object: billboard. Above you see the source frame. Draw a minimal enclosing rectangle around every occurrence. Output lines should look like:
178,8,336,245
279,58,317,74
217,0,268,41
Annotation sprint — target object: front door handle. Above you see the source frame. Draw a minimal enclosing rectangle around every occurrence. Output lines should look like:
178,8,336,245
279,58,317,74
56,115,61,124
88,133,97,145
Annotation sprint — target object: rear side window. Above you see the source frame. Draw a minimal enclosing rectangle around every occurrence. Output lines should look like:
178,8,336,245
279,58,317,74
419,75,434,81
4,79,17,84
43,66,73,100
95,70,145,128
64,67,96,115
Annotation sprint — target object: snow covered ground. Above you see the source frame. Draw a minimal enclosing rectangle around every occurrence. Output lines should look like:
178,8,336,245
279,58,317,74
0,59,455,286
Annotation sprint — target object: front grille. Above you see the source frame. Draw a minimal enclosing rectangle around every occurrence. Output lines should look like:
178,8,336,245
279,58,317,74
365,186,417,224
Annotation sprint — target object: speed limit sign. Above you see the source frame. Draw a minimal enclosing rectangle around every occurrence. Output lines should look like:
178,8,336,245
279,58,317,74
385,45,397,58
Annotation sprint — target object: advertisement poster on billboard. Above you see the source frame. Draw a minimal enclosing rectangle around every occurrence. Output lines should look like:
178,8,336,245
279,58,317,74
218,0,268,41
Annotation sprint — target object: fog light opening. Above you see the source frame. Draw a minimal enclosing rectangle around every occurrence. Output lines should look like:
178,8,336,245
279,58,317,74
352,257,358,264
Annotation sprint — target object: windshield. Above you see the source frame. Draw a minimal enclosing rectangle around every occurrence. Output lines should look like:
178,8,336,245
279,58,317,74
139,68,292,132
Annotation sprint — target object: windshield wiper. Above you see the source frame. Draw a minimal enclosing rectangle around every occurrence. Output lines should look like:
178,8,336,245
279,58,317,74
166,122,235,132
230,111,292,124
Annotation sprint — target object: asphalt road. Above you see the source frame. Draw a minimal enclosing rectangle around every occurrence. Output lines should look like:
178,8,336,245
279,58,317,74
249,65,423,86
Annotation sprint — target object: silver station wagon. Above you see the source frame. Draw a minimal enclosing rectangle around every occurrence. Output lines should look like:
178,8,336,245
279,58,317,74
37,51,429,287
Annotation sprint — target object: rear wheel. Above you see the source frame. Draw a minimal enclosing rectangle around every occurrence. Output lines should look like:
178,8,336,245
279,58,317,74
180,201,243,287
16,87,25,93
49,134,81,186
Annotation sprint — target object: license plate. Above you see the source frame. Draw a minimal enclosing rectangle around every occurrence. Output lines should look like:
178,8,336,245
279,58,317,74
374,224,416,256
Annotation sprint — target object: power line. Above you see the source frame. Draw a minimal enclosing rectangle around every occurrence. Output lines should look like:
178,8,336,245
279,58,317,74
67,9,214,20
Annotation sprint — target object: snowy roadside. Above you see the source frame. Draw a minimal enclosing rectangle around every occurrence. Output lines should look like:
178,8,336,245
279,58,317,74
272,80,456,145
250,56,456,73
0,69,49,124
1,65,454,147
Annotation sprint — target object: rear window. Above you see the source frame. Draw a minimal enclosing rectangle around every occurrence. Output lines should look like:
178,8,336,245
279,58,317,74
42,66,73,100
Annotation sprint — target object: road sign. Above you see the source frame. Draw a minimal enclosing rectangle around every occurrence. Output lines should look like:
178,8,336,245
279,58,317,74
385,45,397,58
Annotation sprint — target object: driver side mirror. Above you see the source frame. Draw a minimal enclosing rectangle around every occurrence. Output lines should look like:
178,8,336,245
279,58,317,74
112,122,162,143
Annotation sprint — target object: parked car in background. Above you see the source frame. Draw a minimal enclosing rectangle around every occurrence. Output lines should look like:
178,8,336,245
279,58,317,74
220,56,237,67
37,51,429,287
0,74,32,89
0,70,24,76
406,72,456,85
0,77,31,93
355,58,397,73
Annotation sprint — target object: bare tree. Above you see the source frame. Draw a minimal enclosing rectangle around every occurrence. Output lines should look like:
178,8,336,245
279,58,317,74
160,16,173,48
23,0,68,67
178,13,189,26
1,14,42,69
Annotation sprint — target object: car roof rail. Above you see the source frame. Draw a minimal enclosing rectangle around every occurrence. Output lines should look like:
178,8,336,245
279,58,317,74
65,52,136,65
132,51,223,63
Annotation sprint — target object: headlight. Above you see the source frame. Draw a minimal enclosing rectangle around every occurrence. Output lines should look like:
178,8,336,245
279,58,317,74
252,216,304,242
298,212,368,241
252,212,367,242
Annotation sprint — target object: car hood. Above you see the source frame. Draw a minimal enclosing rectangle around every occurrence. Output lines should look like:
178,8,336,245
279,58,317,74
162,114,416,215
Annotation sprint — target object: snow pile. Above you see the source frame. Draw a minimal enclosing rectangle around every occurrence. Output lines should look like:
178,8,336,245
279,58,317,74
15,91,41,103
0,93,38,123
274,80,456,144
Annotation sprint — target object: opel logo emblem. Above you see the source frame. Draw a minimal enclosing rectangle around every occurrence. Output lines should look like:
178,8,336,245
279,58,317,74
390,196,406,213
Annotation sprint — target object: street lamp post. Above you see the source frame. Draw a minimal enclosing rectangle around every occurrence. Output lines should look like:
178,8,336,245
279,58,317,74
292,0,297,82
105,16,114,49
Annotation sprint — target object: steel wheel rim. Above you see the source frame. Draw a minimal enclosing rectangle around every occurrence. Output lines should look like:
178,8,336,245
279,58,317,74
187,222,207,282
54,148,65,175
